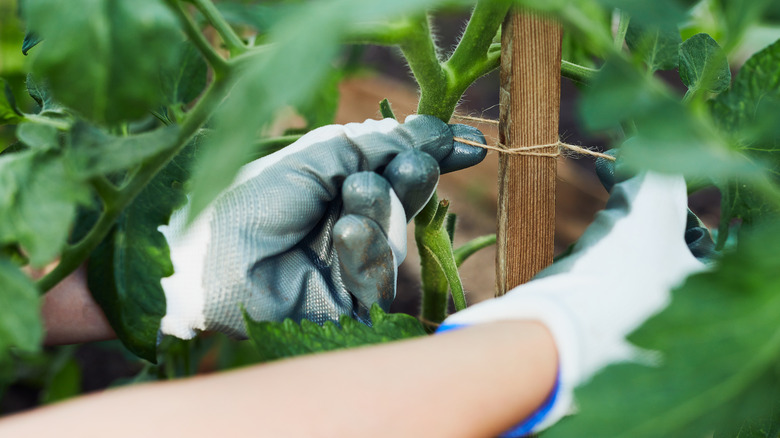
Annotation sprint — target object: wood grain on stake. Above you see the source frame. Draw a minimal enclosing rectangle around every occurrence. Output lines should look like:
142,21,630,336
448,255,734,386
497,11,562,295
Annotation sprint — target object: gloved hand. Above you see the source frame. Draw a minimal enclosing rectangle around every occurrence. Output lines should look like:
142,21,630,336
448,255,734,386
158,115,486,339
439,165,710,436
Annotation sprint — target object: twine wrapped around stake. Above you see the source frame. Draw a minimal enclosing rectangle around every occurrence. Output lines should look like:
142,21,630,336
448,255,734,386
451,115,615,161
453,136,616,161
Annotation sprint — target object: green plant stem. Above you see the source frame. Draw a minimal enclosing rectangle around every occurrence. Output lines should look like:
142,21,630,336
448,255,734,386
399,16,443,92
2,244,29,266
445,0,509,87
418,252,449,329
415,197,448,329
189,0,248,56
682,88,696,104
244,134,303,162
614,10,631,51
167,0,229,78
431,243,467,312
398,5,596,328
398,15,450,121
36,77,230,294
90,176,120,202
621,119,638,137
406,5,507,327
429,199,450,230
379,98,396,120
476,44,598,86
562,60,599,84
347,19,413,46
454,234,496,267
415,197,468,329
24,114,71,130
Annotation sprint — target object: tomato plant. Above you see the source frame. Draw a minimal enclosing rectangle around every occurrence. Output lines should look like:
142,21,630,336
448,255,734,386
1,0,780,435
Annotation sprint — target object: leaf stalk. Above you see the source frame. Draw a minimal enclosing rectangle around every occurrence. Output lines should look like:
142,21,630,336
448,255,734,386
36,75,231,294
167,0,229,78
189,0,249,56
561,60,598,84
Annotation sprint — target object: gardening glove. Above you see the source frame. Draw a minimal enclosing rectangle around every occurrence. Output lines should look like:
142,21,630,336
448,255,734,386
439,164,709,436
158,115,487,339
595,151,717,264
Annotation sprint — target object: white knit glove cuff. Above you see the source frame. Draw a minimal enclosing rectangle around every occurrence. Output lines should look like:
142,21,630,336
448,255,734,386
440,172,706,434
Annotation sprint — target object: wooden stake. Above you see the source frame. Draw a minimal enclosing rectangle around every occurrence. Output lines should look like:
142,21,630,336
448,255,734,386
496,11,562,296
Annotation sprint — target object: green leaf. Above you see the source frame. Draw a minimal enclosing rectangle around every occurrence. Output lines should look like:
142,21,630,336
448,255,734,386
714,0,775,49
215,2,289,34
0,1,27,75
295,69,342,129
0,259,42,358
618,104,759,179
711,39,780,243
0,151,90,267
544,221,780,438
0,78,24,125
715,409,780,438
41,354,81,405
245,304,426,363
21,30,42,55
159,42,208,107
518,0,613,56
581,58,753,180
26,74,67,117
580,57,660,131
625,23,682,71
67,123,180,177
87,139,197,362
679,33,731,95
711,39,780,142
767,3,780,22
16,123,57,150
715,177,778,250
24,0,181,125
597,0,685,27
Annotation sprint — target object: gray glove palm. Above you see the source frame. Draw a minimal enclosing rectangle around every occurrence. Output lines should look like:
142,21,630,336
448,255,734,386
159,115,486,338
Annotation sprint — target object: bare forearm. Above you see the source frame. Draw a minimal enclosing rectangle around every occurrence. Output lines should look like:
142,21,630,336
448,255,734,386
41,266,115,345
0,321,557,438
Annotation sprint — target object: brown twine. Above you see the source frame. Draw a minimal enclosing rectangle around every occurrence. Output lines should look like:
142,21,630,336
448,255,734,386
450,113,500,126
454,137,616,161
450,114,615,161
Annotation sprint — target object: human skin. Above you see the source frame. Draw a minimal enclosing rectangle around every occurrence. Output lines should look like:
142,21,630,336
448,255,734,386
40,266,115,345
3,315,557,438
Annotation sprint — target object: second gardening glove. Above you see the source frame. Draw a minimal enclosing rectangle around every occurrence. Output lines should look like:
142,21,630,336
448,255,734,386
158,115,486,339
440,164,712,436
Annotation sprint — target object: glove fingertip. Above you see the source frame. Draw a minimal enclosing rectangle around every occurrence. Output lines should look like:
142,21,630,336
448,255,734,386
382,149,439,221
342,172,393,233
401,114,453,162
341,171,408,261
333,215,396,311
595,149,619,193
441,124,487,173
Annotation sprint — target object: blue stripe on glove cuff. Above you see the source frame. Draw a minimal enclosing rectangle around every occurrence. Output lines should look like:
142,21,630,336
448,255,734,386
500,373,561,437
435,323,469,334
